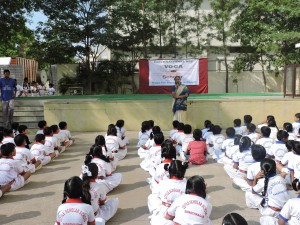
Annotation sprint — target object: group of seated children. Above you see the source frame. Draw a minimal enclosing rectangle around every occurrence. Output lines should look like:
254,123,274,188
16,77,56,97
137,120,213,225
0,120,75,198
55,120,129,225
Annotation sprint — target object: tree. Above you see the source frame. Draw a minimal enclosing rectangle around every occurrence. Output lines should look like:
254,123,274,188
37,0,109,93
232,0,300,92
204,0,241,93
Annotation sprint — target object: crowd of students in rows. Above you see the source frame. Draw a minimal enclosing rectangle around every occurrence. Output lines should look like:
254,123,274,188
16,77,56,97
136,114,300,225
0,120,74,197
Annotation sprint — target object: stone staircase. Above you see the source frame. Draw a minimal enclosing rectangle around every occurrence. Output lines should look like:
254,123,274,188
0,99,45,129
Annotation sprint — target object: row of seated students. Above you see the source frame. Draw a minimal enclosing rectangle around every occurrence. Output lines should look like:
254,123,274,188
54,120,129,225
136,116,300,225
0,120,75,198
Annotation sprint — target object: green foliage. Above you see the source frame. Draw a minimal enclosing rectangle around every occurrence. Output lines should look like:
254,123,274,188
58,75,80,95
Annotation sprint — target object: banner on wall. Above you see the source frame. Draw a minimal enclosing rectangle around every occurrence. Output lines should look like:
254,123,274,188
139,58,208,94
149,59,199,86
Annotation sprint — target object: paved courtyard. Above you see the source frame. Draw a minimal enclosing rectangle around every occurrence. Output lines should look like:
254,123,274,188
0,131,260,225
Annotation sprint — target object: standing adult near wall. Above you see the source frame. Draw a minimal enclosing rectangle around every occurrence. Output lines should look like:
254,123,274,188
172,76,189,123
0,69,16,128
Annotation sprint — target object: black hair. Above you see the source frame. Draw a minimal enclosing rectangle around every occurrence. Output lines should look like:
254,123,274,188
222,213,248,225
208,123,215,132
43,127,53,136
204,120,212,128
292,178,300,191
266,115,275,122
247,123,256,133
283,122,293,133
233,119,241,127
260,158,276,207
3,69,10,73
0,133,3,143
226,127,235,138
38,120,47,129
62,176,91,205
183,124,192,134
164,160,188,179
212,125,222,135
233,134,242,145
293,141,300,155
251,144,266,161
116,119,124,128
261,126,271,137
154,133,164,145
84,146,110,165
276,130,289,141
193,129,202,141
14,134,26,146
149,120,154,128
1,143,16,156
35,134,45,142
3,128,13,136
177,123,185,131
11,122,19,130
91,135,108,156
239,136,252,152
18,125,28,133
82,163,98,203
286,140,295,152
161,142,176,159
244,115,252,124
59,121,67,129
268,118,279,130
50,125,58,133
172,120,179,128
150,126,161,140
185,175,206,199
295,113,300,119
107,125,117,136
141,121,150,133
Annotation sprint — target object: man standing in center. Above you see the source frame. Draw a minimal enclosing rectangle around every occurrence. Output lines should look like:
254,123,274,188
172,76,189,123
0,69,16,128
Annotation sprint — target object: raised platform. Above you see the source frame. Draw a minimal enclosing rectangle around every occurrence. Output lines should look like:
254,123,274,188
18,92,297,131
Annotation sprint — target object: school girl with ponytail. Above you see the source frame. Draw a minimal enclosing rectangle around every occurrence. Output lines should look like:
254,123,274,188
245,158,291,224
55,176,95,225
148,160,188,224
84,146,122,194
82,163,119,224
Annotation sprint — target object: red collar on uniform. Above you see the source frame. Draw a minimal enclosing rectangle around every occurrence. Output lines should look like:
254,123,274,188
170,176,183,180
163,159,173,163
178,130,183,133
16,145,26,148
45,135,52,137
2,156,13,159
34,142,42,144
65,198,83,203
189,193,199,196
90,179,96,182
155,144,162,146
4,136,12,138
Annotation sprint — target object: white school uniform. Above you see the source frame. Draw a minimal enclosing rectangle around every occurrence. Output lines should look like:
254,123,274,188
245,175,291,217
288,154,300,179
30,142,52,166
150,159,172,191
233,161,261,192
2,136,15,144
169,129,178,139
281,151,294,167
36,129,44,135
59,129,73,147
53,133,65,153
206,134,225,159
288,132,297,141
101,146,117,172
202,130,212,141
166,194,213,225
14,146,36,173
256,137,274,152
278,197,300,225
140,145,162,172
116,126,129,145
218,145,239,165
240,125,248,135
105,135,127,161
55,199,95,225
172,131,184,143
0,157,26,191
216,138,234,162
137,130,151,148
45,136,59,157
224,149,255,179
137,138,154,159
148,177,186,223
234,126,243,135
257,123,268,129
269,127,278,141
246,132,260,143
91,157,122,193
176,133,194,160
48,87,56,95
267,141,288,162
292,121,300,136
89,181,119,222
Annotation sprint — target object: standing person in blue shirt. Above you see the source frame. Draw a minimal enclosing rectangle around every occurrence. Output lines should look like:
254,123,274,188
0,69,16,128
172,76,189,123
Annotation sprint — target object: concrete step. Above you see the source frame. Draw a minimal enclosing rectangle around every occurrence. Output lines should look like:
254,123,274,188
14,111,44,117
14,106,44,111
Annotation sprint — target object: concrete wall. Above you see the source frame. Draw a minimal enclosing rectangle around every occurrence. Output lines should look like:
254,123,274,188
44,97,298,132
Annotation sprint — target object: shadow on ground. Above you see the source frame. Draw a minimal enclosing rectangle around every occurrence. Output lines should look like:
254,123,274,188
0,211,41,224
